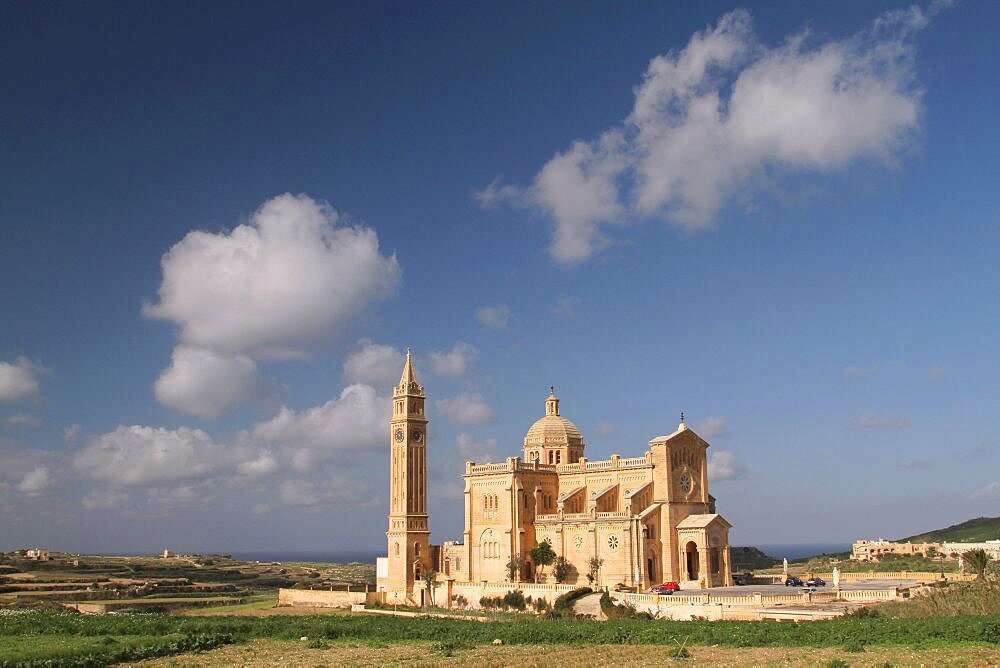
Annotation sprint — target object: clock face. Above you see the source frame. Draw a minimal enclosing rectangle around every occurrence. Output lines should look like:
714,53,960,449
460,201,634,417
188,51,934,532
412,430,422,442
394,428,404,443
679,472,693,494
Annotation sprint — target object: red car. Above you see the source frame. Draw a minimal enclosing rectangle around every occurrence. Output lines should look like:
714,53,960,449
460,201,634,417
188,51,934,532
653,581,680,593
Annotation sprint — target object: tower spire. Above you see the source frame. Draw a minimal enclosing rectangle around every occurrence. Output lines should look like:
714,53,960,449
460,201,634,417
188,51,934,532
398,348,420,390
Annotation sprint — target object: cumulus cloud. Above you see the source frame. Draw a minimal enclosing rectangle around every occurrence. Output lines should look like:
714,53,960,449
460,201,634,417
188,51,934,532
456,432,498,463
696,416,729,438
16,466,51,496
708,450,746,481
5,414,41,428
429,342,478,378
235,449,281,478
854,411,910,430
143,193,400,416
478,7,933,263
343,339,404,388
971,481,1000,500
153,346,280,419
0,357,42,402
475,305,510,329
74,425,230,486
238,383,391,471
436,392,496,426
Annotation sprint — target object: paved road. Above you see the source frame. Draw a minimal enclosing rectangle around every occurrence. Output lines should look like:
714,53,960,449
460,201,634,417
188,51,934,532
572,592,607,619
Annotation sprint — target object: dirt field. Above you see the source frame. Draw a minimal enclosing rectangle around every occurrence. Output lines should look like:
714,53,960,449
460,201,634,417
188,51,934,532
124,638,1000,667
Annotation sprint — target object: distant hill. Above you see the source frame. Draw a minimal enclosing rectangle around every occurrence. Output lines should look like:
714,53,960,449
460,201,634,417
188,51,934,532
730,546,781,571
897,516,1000,543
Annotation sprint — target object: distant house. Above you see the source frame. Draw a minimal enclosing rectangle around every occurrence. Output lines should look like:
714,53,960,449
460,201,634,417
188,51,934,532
25,548,49,561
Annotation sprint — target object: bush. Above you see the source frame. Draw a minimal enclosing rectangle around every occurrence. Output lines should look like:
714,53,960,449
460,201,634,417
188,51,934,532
599,591,653,620
502,590,526,611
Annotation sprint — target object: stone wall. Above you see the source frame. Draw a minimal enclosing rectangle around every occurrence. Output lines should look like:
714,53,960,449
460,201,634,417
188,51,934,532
277,588,371,608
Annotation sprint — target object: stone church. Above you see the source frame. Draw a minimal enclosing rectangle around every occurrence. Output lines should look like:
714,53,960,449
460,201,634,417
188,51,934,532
378,352,733,598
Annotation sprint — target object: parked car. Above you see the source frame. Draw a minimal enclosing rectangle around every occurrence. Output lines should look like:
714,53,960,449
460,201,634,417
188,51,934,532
649,585,674,595
732,572,753,585
784,576,804,587
659,581,680,592
806,577,826,587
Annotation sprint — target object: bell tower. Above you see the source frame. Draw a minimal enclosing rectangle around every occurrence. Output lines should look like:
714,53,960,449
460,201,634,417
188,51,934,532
386,350,430,595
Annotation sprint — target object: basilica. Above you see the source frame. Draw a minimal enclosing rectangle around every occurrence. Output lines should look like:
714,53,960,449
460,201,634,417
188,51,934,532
378,352,733,597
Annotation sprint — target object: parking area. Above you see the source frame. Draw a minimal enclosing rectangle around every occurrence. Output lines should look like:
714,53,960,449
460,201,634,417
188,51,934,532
682,578,919,597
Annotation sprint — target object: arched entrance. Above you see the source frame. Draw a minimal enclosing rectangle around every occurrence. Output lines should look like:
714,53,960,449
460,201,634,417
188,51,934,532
684,541,699,581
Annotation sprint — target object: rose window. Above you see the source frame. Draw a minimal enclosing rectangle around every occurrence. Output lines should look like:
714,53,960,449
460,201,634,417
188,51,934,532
607,534,620,550
574,535,584,552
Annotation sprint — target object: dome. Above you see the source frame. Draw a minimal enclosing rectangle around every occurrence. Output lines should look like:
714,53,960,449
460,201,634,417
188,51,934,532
522,390,584,449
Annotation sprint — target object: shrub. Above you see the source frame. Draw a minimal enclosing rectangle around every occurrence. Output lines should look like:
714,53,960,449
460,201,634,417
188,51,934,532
502,590,526,611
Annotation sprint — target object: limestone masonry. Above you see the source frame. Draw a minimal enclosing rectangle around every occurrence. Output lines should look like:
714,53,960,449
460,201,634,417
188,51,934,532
377,352,733,601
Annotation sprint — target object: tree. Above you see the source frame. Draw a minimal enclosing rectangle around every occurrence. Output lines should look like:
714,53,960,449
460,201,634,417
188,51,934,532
505,552,524,582
554,556,572,584
529,540,556,583
963,548,991,581
587,557,604,586
422,568,437,607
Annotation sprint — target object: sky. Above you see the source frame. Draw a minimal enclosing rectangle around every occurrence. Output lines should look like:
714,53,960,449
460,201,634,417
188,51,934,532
2,0,999,555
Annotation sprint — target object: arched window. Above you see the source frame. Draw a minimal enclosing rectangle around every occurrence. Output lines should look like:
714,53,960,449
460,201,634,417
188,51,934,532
394,542,400,557
414,542,420,556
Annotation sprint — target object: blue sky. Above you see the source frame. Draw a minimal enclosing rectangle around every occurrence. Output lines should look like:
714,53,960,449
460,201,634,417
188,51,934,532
2,1,998,554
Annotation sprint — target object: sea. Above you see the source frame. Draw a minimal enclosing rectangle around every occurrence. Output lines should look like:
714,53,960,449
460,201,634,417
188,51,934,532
226,544,850,564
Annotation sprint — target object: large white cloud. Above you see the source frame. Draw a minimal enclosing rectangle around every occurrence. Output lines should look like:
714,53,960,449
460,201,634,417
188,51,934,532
143,193,400,417
238,383,391,471
456,432,498,463
479,6,933,263
436,392,495,426
342,339,404,388
153,346,276,419
429,342,478,378
73,425,230,486
0,357,42,402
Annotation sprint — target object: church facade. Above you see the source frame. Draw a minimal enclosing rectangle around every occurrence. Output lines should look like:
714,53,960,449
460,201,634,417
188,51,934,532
379,353,733,598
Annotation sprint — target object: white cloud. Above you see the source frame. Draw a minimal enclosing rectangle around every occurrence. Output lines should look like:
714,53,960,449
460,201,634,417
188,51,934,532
436,392,496,426
971,481,1000,500
343,339,404,388
0,357,42,402
235,449,280,478
708,450,746,481
5,414,41,428
475,305,510,329
479,7,932,263
696,416,729,438
474,177,525,209
144,194,400,358
16,466,51,496
82,488,130,510
456,432,498,463
64,423,82,443
429,342,478,378
153,346,278,419
595,421,616,437
239,383,391,471
74,425,229,486
854,411,910,430
143,193,400,417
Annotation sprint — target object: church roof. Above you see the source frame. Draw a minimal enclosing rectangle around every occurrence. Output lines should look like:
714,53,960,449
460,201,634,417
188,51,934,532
523,388,584,449
676,513,732,530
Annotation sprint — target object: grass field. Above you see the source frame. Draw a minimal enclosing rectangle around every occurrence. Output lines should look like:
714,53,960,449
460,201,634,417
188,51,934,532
127,638,1000,667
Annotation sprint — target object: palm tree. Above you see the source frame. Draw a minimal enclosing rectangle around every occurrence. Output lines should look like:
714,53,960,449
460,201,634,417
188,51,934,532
962,548,991,581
